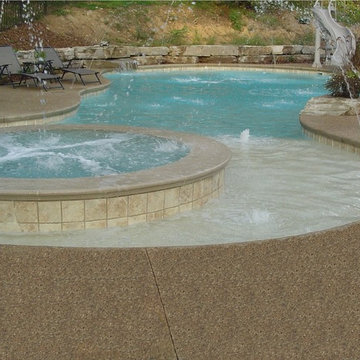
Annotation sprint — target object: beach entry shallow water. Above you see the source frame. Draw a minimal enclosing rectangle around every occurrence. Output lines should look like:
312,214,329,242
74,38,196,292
2,69,360,247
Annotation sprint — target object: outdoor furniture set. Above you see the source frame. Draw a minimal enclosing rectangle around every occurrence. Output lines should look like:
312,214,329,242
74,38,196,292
0,45,101,91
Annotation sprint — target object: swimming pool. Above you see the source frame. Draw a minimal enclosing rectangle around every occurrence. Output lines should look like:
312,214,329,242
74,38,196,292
3,68,360,247
64,70,327,138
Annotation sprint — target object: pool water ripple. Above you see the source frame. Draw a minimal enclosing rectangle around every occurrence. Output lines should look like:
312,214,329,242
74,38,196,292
2,69,360,247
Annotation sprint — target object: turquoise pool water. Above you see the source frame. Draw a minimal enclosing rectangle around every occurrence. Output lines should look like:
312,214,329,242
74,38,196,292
63,70,327,138
0,130,188,178
5,68,360,247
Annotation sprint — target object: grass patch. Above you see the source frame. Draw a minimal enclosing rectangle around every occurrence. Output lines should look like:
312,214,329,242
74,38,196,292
135,27,153,42
206,36,217,45
229,9,245,31
165,26,188,45
52,8,70,17
271,36,288,45
192,1,217,11
257,13,278,27
71,1,160,10
192,30,202,45
231,35,267,46
294,31,314,45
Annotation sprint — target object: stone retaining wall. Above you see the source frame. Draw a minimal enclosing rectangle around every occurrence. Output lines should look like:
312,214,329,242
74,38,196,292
18,44,318,66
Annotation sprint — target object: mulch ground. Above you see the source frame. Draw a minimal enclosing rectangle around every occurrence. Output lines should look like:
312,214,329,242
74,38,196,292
0,22,89,50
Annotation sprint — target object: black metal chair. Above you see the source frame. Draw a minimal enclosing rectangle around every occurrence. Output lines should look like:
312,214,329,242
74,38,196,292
35,46,101,86
0,45,64,91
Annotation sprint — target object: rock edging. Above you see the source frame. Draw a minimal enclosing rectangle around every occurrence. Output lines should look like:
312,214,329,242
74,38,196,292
18,44,318,66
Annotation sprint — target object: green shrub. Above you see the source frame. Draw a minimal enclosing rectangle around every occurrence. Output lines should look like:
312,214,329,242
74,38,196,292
135,27,151,42
229,9,245,31
166,26,188,46
352,40,360,69
206,36,216,45
337,0,360,26
192,30,202,45
325,69,360,98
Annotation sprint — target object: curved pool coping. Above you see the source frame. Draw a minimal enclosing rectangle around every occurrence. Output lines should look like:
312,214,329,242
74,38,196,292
0,124,231,232
300,96,360,153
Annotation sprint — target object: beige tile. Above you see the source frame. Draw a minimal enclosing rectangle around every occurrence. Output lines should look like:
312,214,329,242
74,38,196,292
164,187,180,209
211,189,220,200
85,220,107,230
85,199,107,221
192,198,203,209
212,173,220,191
0,221,21,232
38,201,61,223
201,194,211,205
219,170,225,188
128,214,147,225
164,206,179,218
107,217,128,228
108,197,128,219
147,191,164,213
62,222,85,231
18,223,38,232
62,200,84,222
179,184,193,204
147,210,164,222
193,180,204,200
39,223,62,233
203,177,213,196
0,201,15,223
14,201,38,223
179,202,192,213
128,194,147,216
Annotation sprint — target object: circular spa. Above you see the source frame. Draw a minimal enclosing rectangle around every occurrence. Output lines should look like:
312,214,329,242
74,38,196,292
2,67,360,247
0,124,230,233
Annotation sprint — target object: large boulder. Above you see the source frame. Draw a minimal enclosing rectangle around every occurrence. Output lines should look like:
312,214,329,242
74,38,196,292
239,46,272,56
239,55,273,64
74,46,114,60
16,50,35,63
302,46,315,55
183,45,239,57
55,47,75,61
124,46,169,56
199,56,238,64
133,55,165,66
164,56,198,64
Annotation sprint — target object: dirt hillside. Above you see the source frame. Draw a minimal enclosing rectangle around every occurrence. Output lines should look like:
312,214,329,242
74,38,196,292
0,2,359,51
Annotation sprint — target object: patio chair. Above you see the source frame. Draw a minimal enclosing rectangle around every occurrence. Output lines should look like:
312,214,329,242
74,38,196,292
0,45,64,91
35,47,101,86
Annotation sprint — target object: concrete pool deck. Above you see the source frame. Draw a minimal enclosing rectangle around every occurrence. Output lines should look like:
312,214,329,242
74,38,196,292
0,73,111,127
1,65,360,359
